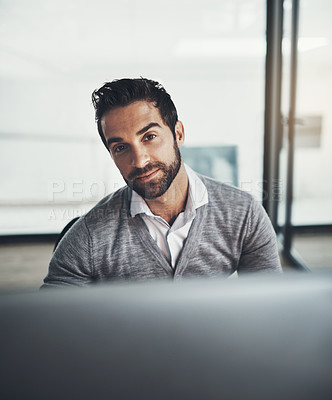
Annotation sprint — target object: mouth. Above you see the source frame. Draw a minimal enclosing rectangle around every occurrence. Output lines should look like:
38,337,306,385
135,169,160,182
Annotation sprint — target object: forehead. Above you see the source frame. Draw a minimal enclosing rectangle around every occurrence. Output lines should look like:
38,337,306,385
101,101,165,139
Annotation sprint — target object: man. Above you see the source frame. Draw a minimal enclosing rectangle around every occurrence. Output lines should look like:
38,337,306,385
42,78,281,288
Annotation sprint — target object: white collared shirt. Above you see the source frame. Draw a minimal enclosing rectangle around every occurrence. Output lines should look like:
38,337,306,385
130,164,208,268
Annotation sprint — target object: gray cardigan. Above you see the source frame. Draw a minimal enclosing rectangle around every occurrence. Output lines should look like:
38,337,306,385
42,176,282,288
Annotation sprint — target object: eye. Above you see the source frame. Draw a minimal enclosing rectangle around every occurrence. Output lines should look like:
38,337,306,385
144,133,156,141
113,144,127,154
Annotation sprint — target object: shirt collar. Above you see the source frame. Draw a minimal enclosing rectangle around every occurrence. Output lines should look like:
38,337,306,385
130,163,208,218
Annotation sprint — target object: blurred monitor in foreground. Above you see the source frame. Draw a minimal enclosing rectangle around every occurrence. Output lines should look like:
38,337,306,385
1,272,332,400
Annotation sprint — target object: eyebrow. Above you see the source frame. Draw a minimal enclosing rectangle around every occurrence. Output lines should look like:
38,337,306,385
106,122,161,148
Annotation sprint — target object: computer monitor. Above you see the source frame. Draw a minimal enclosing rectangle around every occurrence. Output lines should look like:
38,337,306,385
1,272,331,400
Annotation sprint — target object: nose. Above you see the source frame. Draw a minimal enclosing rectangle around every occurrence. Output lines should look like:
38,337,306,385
130,145,150,168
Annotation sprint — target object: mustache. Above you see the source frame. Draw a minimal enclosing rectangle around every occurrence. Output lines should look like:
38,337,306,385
128,161,166,181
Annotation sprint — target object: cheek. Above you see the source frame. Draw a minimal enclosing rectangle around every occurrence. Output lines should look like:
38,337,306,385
113,158,129,177
154,141,175,159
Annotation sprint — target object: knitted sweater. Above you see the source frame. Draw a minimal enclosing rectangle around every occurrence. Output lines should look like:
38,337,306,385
42,176,282,288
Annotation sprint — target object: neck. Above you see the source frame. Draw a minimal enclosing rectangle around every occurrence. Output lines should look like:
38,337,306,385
145,163,189,225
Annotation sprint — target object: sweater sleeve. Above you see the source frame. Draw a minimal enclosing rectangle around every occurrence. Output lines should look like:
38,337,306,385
41,217,94,289
237,199,282,274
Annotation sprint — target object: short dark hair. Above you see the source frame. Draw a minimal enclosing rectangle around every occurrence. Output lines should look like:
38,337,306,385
91,78,178,150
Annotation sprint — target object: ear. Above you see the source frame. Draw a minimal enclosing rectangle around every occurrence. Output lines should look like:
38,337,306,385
174,121,185,146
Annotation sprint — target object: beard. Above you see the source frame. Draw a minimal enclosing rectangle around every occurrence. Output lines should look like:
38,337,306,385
124,141,182,200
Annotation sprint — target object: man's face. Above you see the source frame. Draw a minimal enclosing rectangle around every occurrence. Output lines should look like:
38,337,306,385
101,101,184,199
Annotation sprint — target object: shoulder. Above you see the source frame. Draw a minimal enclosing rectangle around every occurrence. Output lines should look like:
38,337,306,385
51,186,131,258
81,185,131,227
198,174,254,208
